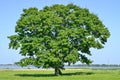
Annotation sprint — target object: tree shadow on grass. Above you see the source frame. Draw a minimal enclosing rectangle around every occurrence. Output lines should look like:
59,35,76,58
15,73,55,77
63,72,94,76
15,72,94,77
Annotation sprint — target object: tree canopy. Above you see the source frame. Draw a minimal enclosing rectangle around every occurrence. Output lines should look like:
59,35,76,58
8,4,110,75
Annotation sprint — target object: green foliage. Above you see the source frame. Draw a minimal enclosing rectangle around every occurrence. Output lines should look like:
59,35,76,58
8,4,110,75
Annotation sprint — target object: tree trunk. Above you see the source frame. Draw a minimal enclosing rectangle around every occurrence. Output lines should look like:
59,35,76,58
55,67,62,76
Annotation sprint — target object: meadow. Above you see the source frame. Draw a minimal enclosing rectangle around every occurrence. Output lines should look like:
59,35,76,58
0,69,120,80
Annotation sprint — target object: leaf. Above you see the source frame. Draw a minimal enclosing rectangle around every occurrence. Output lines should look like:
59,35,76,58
8,4,110,71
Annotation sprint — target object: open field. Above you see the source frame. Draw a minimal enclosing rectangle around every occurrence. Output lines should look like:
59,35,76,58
0,69,120,80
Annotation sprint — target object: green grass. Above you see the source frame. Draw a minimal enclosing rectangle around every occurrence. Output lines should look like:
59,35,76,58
0,69,120,80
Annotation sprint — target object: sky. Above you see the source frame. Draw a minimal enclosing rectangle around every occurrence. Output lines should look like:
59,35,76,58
0,0,120,64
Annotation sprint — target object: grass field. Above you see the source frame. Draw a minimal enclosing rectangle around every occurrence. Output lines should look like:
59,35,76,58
0,69,120,80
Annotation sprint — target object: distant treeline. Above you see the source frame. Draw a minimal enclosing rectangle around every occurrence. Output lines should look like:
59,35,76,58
79,64,120,66
0,64,120,69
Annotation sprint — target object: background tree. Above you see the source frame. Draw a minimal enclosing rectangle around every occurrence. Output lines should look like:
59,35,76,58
8,4,110,75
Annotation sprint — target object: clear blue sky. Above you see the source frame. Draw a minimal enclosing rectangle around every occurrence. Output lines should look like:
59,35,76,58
0,0,120,64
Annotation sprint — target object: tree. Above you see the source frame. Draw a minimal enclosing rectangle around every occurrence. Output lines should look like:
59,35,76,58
8,4,110,75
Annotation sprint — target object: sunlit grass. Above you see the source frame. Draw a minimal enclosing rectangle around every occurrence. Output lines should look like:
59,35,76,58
0,69,120,80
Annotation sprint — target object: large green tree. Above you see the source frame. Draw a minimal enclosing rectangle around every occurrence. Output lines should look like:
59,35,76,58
8,4,110,75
